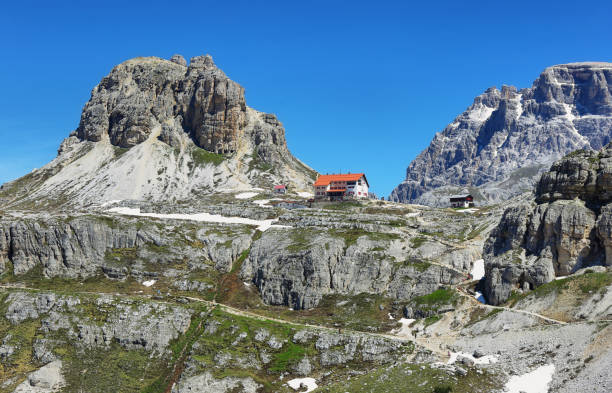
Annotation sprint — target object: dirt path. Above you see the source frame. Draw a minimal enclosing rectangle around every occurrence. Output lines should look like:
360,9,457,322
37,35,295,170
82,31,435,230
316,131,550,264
454,287,568,325
3,283,600,361
0,284,442,356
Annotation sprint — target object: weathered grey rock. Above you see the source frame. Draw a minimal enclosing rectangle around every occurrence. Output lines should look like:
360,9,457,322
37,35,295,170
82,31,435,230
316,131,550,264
391,63,612,206
293,356,312,376
457,354,475,366
172,371,260,393
0,214,257,281
170,54,187,67
231,332,247,346
5,292,192,353
196,228,252,273
203,320,220,335
0,343,15,361
75,55,244,152
241,229,463,309
0,217,159,278
254,328,270,342
32,339,59,364
597,204,612,266
292,330,315,344
454,366,468,376
266,335,284,350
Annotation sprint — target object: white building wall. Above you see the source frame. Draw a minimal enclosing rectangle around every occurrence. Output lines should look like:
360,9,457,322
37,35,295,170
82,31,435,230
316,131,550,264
346,176,368,199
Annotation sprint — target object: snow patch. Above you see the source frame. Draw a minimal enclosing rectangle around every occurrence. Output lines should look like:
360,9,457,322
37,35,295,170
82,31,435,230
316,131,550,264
235,192,259,199
504,364,555,393
391,318,415,337
388,313,394,320
471,259,485,281
106,207,290,232
252,199,270,207
458,208,478,214
287,378,317,393
297,192,313,198
287,377,317,392
468,104,495,122
142,280,156,287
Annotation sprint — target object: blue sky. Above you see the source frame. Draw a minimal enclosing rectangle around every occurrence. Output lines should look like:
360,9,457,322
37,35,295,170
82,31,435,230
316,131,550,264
1,1,611,197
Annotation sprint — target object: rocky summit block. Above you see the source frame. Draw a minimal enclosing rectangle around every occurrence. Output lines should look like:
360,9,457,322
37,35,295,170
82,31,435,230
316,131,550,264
76,55,246,153
483,143,612,305
391,62,612,206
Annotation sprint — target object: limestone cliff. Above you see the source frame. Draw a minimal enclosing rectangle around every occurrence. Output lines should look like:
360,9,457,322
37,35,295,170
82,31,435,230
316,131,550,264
483,142,612,304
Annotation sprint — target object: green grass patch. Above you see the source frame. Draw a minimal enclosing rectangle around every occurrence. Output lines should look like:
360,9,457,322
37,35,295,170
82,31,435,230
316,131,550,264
400,259,431,272
191,147,225,166
113,146,130,158
363,207,412,216
270,342,307,372
531,277,570,298
315,362,503,393
424,314,442,327
576,272,612,294
286,229,320,252
413,289,456,306
410,236,427,249
247,149,272,172
329,228,399,251
323,201,363,211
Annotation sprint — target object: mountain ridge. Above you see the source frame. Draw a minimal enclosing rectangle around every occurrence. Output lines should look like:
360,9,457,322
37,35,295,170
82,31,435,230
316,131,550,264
390,61,612,206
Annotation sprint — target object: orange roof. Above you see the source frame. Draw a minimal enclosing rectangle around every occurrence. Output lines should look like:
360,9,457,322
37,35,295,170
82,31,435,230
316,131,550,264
314,173,367,186
326,189,346,193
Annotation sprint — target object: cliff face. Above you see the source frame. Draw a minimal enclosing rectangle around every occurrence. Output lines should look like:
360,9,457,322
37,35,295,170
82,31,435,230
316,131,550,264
483,142,612,305
76,55,248,154
0,54,316,209
391,62,612,206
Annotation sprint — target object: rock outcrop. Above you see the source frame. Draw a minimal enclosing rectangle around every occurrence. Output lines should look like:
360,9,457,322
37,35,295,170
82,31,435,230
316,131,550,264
391,62,612,206
483,143,612,304
0,54,316,209
240,227,465,309
0,214,252,280
76,55,246,154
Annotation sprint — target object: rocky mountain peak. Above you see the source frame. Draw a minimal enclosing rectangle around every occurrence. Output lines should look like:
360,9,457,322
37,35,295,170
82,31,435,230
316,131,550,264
1,54,317,208
188,54,216,70
169,54,187,66
75,54,247,154
391,62,612,206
